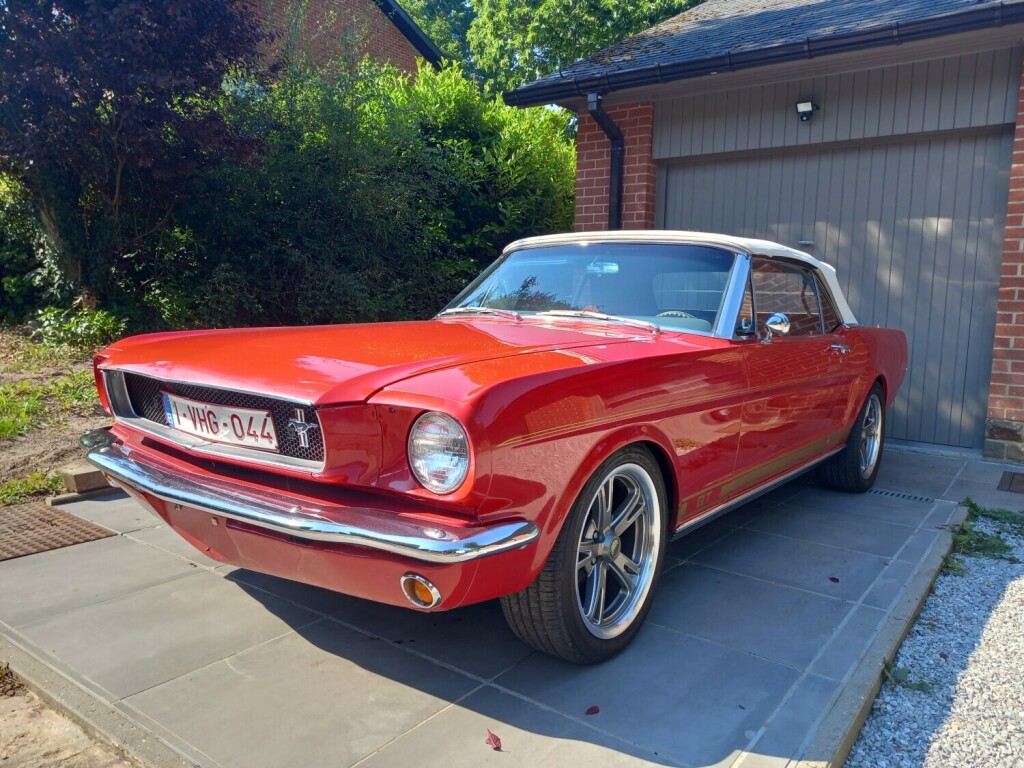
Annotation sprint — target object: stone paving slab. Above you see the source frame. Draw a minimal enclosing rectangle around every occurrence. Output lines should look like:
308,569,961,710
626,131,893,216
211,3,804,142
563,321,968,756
0,448,997,768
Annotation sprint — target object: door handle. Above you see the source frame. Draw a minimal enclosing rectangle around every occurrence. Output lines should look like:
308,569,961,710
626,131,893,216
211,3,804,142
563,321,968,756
829,343,851,355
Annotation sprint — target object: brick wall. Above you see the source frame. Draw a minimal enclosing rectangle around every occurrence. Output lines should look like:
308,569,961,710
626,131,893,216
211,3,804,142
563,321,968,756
575,101,657,232
985,58,1024,461
262,0,420,73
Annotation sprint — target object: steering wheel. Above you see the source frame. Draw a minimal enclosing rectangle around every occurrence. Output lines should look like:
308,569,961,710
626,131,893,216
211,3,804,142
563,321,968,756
656,310,697,319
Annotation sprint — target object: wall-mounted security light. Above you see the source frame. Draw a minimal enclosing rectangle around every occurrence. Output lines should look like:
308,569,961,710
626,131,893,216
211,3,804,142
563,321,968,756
795,101,819,122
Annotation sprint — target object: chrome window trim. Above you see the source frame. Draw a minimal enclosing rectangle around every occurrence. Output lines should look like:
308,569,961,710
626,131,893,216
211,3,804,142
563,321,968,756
445,240,745,339
814,272,849,332
712,251,752,339
102,369,326,473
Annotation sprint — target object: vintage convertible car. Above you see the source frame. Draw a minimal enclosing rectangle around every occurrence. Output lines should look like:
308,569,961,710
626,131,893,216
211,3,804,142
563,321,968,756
83,231,907,663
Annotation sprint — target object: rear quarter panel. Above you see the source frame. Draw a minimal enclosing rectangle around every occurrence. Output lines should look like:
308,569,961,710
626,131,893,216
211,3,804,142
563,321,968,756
836,325,909,420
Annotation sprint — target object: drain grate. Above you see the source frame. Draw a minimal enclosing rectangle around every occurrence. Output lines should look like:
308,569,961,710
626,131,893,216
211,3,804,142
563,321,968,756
997,471,1024,494
867,488,934,503
0,501,114,561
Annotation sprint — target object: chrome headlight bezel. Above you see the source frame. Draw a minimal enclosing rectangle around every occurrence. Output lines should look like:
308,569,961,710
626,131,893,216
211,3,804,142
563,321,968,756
407,412,471,495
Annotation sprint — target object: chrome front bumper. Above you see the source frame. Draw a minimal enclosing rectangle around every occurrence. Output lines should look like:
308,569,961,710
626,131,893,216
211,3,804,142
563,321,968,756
84,433,539,564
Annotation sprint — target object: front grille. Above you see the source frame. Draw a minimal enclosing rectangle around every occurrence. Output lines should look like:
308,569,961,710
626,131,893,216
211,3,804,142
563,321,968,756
121,372,324,463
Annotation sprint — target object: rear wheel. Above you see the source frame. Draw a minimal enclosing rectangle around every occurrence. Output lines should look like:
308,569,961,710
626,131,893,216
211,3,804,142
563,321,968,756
816,383,884,493
500,446,667,663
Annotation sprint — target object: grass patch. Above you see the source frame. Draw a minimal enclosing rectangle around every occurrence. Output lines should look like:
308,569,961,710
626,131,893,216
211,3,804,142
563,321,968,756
0,472,63,506
0,329,91,373
943,497,1023,575
0,370,96,440
0,381,46,439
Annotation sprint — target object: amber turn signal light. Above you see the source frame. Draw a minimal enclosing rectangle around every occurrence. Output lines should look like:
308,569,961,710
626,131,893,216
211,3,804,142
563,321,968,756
400,573,442,608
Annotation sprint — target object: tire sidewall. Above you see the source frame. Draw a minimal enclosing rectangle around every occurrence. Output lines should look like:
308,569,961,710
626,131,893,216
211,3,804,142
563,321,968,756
848,383,885,491
557,446,668,661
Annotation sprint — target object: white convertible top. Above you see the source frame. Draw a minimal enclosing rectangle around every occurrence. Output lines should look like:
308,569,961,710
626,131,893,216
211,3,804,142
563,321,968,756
505,230,858,326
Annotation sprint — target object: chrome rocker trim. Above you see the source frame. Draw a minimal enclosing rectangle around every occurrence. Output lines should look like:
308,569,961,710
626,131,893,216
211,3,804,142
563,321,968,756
85,437,539,564
671,445,845,539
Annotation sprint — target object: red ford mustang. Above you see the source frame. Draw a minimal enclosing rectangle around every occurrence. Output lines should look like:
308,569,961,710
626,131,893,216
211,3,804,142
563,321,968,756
84,231,907,663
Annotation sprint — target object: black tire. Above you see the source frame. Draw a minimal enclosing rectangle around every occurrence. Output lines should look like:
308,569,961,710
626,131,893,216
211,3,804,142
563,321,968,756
816,383,885,493
500,445,667,663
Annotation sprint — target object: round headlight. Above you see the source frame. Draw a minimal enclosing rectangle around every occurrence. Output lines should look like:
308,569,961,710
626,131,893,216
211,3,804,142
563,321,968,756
408,412,470,494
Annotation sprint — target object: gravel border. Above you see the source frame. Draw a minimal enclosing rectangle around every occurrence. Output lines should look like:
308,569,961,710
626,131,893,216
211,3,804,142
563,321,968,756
845,516,1024,768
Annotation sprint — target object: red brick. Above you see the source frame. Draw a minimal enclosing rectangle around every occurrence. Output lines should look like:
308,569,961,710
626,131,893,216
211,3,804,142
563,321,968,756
575,102,656,231
993,348,1024,363
996,323,1024,337
261,0,422,73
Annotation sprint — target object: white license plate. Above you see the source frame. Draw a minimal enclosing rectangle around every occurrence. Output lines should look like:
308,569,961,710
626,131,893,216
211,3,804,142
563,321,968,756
162,392,279,451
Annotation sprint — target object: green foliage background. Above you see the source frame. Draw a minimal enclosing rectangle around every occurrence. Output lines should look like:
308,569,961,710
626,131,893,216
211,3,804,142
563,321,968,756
134,61,574,328
0,61,574,330
0,1,594,331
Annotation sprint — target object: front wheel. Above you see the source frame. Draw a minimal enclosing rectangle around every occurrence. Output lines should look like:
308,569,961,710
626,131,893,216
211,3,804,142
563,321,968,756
500,446,667,663
816,383,885,493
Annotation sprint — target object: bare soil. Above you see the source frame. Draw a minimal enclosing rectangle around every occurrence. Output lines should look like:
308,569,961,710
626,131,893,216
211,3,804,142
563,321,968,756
0,329,111,486
1,330,126,766
1,412,111,487
1,686,133,768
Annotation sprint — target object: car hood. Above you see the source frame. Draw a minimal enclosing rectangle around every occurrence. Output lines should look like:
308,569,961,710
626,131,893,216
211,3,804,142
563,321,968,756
99,318,655,405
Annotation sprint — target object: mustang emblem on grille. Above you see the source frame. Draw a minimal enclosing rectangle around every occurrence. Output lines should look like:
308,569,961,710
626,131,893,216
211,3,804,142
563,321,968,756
288,409,319,449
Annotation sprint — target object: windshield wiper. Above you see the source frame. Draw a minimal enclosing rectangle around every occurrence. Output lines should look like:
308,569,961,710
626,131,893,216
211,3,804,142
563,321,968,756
437,306,521,321
535,310,660,335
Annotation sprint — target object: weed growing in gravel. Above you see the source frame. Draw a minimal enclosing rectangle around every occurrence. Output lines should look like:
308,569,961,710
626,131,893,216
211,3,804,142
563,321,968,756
0,472,63,506
963,497,1024,536
943,498,1023,575
882,659,933,692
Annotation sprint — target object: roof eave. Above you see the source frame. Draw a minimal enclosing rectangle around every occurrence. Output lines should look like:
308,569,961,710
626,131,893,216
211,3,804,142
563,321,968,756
504,1,1024,107
371,0,446,68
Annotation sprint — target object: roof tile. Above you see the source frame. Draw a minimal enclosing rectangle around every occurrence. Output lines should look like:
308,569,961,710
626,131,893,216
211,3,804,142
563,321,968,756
509,0,1022,102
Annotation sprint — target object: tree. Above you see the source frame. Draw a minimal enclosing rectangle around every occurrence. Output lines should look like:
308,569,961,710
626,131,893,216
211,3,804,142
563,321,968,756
0,0,266,304
403,0,475,65
468,0,698,94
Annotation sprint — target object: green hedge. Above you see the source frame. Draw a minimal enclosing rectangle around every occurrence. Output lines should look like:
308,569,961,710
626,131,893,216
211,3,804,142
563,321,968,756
145,62,575,328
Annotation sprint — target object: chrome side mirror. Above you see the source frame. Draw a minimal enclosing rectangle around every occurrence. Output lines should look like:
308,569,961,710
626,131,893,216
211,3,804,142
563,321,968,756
762,312,791,343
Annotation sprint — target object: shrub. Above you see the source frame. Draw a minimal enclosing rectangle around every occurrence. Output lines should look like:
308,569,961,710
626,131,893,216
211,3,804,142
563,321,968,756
0,175,56,323
155,61,575,328
34,307,127,350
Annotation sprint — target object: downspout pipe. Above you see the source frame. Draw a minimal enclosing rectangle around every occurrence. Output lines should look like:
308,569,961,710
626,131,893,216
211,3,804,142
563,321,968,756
587,93,624,231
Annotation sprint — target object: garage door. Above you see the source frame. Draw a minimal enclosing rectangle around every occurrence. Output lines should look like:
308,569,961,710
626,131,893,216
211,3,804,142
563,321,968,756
659,128,1012,448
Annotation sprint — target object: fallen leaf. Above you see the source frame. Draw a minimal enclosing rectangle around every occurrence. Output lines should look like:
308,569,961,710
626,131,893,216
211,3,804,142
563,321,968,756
585,705,600,715
828,576,840,583
485,729,502,751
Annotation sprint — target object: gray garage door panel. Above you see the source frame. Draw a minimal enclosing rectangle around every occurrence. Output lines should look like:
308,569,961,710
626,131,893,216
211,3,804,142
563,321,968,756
659,129,1012,448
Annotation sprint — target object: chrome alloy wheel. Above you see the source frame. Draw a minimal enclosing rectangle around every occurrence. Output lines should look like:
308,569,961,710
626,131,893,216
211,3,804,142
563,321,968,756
859,392,883,479
574,463,662,639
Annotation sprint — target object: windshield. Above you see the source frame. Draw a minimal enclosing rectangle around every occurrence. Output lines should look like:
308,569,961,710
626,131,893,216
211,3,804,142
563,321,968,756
443,243,737,334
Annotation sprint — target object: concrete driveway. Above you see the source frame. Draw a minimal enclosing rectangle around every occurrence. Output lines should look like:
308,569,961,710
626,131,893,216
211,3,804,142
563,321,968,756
0,448,990,768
